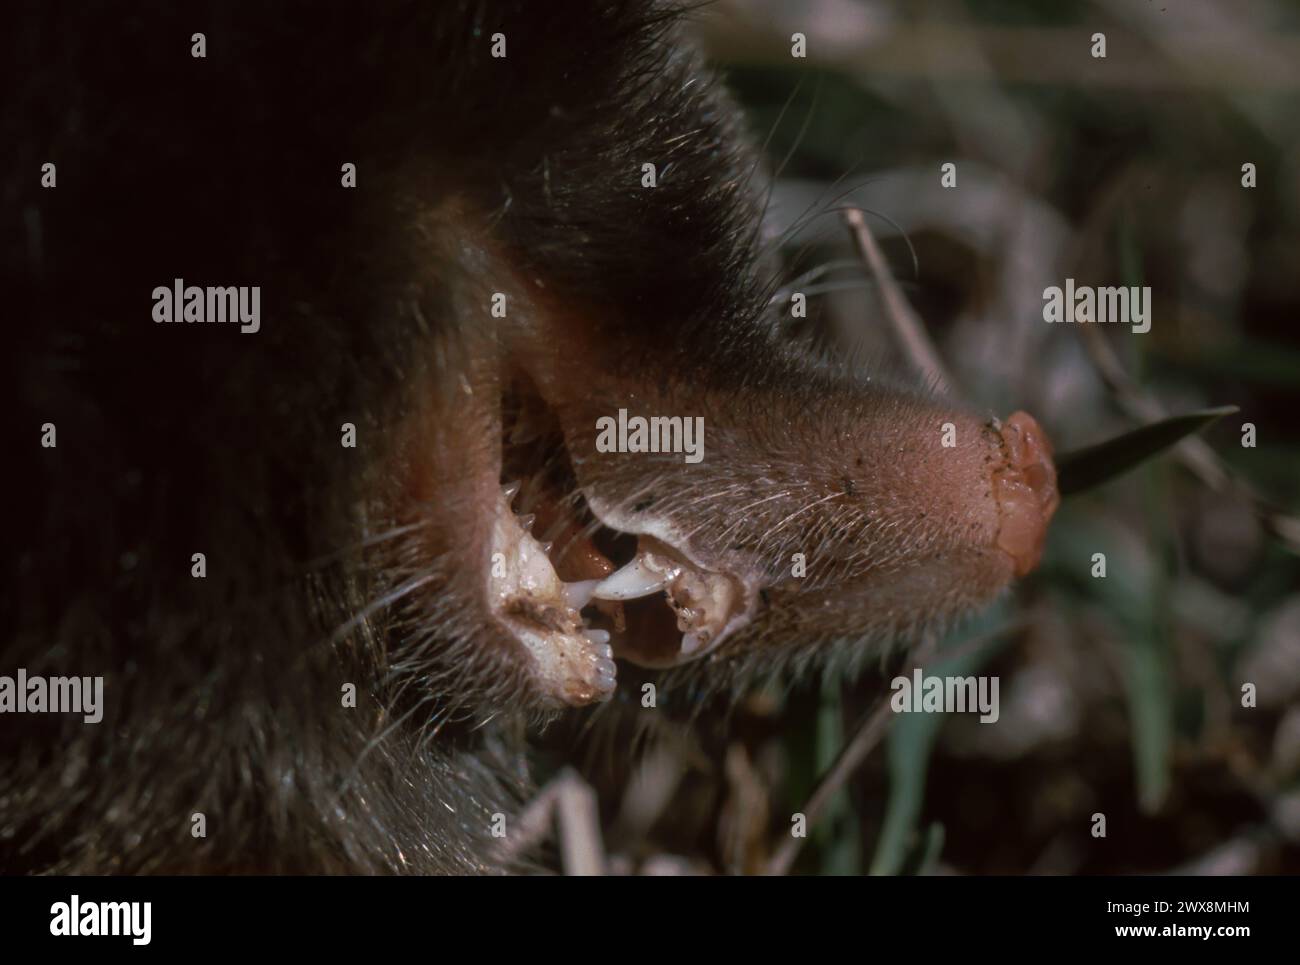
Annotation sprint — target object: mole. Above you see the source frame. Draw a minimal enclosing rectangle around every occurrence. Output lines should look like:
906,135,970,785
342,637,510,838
2,1,1058,873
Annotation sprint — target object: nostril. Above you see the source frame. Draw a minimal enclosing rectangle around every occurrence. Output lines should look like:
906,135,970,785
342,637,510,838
993,411,1060,577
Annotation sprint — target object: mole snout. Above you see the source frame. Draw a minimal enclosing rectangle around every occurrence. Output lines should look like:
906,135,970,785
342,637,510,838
992,411,1060,577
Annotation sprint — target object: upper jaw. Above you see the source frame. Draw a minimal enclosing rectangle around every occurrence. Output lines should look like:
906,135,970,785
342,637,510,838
578,480,765,665
586,531,759,668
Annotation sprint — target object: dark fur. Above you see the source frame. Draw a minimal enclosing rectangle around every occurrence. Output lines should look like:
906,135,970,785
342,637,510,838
5,0,1036,873
3,1,777,873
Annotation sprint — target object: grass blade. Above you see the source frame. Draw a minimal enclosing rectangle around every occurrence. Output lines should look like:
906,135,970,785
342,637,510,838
1056,406,1238,497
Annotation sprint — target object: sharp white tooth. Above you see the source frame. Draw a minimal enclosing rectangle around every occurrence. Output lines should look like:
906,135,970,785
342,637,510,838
564,580,600,610
518,513,536,532
501,480,522,502
583,632,613,661
680,631,708,656
592,554,676,601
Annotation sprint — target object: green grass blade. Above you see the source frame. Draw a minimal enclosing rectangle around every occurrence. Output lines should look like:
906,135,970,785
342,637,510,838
1056,406,1238,497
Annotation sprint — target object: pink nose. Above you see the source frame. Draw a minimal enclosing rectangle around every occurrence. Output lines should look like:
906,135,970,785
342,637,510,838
993,411,1060,577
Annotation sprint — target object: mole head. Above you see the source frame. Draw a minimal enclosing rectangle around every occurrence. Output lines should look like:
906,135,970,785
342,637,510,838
482,320,1061,695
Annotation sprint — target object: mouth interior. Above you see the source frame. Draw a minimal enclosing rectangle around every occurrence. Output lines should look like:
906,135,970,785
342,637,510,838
498,375,744,673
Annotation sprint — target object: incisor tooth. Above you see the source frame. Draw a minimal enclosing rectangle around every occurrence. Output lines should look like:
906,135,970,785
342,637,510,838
680,630,708,655
591,553,678,601
564,580,600,610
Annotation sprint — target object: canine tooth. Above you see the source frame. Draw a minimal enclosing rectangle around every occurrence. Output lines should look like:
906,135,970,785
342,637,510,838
680,631,708,656
501,480,522,502
592,554,677,601
564,580,600,610
518,513,536,532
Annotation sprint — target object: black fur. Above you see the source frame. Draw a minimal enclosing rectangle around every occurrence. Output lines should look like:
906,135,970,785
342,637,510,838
3,1,767,873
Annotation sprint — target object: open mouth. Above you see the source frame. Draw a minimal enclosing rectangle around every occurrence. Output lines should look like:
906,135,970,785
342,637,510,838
488,376,754,704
